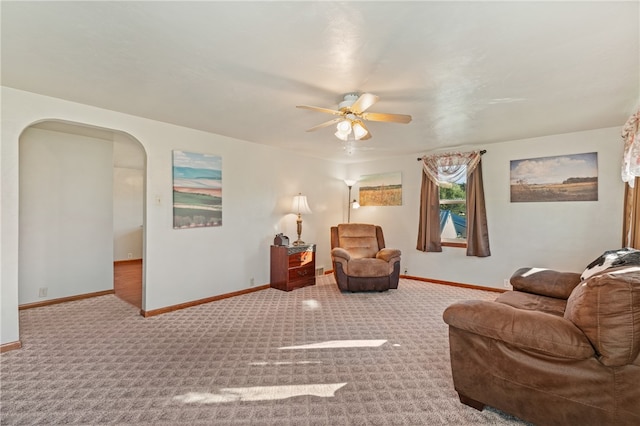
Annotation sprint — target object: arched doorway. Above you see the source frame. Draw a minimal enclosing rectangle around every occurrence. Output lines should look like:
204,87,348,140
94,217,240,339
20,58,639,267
18,120,146,310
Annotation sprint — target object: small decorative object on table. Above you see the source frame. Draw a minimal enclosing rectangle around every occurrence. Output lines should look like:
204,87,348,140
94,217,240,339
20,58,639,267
273,233,289,246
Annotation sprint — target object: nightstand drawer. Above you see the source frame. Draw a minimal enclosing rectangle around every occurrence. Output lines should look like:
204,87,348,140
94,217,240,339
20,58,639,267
288,265,315,282
288,251,314,267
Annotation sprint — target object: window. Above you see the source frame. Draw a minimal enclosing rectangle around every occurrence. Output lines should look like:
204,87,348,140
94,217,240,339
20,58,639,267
439,168,467,245
417,150,490,257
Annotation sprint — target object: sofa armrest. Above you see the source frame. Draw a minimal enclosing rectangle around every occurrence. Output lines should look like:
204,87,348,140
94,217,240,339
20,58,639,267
331,247,351,261
510,267,582,299
443,300,595,359
376,248,401,262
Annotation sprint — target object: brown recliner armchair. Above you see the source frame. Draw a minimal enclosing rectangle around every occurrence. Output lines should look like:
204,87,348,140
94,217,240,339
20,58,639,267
443,266,640,425
330,223,401,292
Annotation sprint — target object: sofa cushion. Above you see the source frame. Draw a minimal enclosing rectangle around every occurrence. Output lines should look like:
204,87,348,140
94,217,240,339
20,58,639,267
510,267,581,299
580,247,640,281
495,291,567,317
347,258,391,277
337,223,379,259
565,267,640,366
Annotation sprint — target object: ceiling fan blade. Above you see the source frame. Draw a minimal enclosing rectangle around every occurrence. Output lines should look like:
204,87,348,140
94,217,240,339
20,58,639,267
296,105,343,116
350,93,379,114
305,117,343,132
361,111,412,124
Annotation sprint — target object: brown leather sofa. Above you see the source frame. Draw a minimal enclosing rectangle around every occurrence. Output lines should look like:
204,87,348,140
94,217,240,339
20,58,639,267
330,223,401,292
443,266,640,425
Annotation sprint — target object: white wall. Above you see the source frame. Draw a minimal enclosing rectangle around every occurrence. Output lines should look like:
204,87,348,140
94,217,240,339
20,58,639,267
19,127,114,304
1,86,345,346
347,127,625,288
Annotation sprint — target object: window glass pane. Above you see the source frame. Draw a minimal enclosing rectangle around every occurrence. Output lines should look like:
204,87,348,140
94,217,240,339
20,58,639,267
439,166,466,239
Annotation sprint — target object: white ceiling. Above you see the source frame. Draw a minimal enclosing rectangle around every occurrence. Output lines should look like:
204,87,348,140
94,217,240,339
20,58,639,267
2,1,639,163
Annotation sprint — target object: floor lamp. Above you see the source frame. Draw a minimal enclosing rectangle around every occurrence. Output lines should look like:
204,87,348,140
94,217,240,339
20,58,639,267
344,180,360,223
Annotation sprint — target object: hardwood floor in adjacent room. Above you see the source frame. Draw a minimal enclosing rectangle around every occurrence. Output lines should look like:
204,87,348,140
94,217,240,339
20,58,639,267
114,259,142,309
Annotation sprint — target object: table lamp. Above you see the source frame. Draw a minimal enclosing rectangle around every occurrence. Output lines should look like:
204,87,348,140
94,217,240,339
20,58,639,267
291,193,312,246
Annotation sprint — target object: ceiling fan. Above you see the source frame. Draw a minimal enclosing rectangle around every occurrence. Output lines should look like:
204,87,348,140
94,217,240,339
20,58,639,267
296,93,412,141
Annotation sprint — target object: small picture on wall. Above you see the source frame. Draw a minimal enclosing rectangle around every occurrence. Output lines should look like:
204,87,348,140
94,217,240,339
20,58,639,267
359,172,402,206
172,150,222,228
510,152,598,202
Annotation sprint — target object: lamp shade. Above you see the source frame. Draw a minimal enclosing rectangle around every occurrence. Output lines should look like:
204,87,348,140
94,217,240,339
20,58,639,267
291,193,312,214
336,120,352,134
334,130,349,141
344,179,357,187
352,122,368,140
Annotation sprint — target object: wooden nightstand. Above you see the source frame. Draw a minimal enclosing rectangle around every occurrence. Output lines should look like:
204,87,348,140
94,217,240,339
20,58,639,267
270,244,316,291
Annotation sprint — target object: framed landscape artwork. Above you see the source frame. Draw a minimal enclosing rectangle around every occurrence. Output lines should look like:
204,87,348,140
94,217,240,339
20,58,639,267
359,172,402,206
172,150,222,228
510,152,598,202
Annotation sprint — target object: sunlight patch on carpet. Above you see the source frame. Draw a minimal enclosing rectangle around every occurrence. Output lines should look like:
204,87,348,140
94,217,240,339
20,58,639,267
248,360,322,366
173,383,347,403
279,340,387,350
302,299,321,310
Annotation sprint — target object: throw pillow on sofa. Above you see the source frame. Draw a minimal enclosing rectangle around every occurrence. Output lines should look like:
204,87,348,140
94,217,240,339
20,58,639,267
580,247,640,281
510,267,581,299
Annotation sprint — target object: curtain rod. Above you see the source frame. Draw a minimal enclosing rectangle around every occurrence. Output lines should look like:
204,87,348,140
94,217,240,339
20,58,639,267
417,149,486,161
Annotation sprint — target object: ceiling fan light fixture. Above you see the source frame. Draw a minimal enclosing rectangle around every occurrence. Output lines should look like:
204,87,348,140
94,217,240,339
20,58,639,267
334,130,349,141
336,119,352,134
297,92,412,143
352,122,368,140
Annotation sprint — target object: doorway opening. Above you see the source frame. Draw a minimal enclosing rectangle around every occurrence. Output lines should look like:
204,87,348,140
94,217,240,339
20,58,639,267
18,120,146,311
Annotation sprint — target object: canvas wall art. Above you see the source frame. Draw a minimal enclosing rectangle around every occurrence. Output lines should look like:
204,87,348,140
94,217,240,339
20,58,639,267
172,150,222,228
359,172,402,206
510,152,598,202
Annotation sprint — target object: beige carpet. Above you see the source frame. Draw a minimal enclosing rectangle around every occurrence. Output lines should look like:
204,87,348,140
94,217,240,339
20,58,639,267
1,276,530,425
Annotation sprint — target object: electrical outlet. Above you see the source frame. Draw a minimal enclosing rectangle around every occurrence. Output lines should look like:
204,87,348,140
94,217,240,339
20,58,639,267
503,279,511,289
38,287,48,298
250,278,255,287
403,268,408,275
127,253,133,259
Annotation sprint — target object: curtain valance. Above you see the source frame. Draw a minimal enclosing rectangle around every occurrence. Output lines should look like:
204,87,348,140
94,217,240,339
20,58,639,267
420,151,481,185
622,109,640,187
